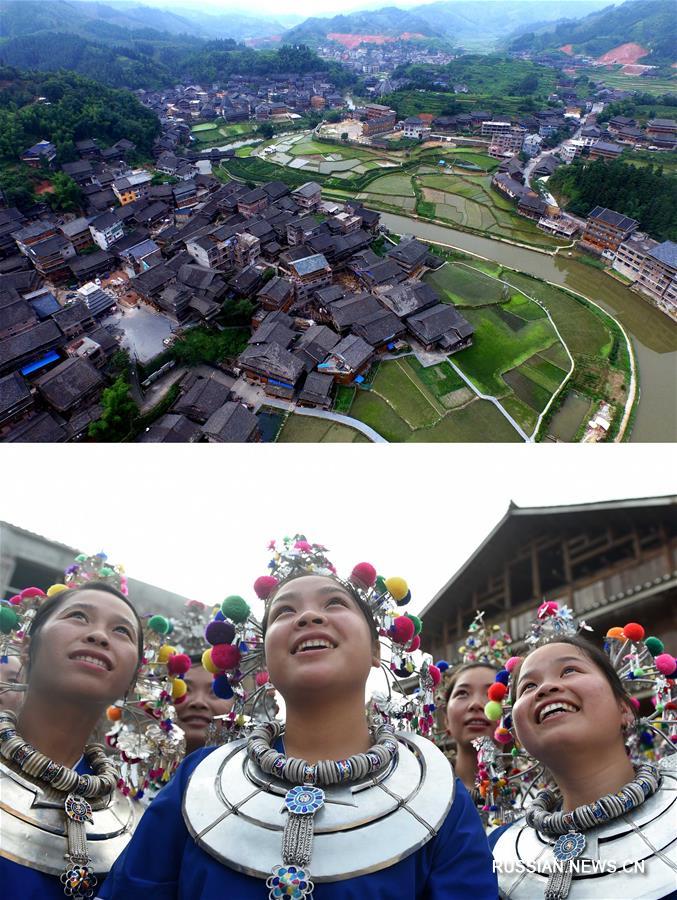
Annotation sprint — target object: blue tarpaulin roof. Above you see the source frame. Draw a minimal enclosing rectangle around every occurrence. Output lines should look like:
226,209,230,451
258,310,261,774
21,350,60,376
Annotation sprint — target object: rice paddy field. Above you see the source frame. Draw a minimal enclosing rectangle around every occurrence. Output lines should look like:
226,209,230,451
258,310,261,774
579,66,677,96
276,416,370,443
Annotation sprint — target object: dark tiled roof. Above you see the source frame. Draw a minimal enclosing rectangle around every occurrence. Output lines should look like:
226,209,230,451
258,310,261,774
138,413,202,443
5,411,67,442
0,371,31,416
588,207,639,232
203,401,259,442
34,357,103,413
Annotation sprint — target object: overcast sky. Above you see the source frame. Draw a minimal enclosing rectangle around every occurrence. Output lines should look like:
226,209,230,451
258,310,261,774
3,445,673,623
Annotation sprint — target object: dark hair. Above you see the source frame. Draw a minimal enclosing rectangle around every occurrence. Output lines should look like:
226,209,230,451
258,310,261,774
27,582,144,675
444,661,499,704
261,573,379,643
509,635,636,717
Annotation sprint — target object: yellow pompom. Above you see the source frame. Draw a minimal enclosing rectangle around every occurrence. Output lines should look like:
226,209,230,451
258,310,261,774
47,583,69,597
171,678,187,700
118,565,125,574
385,576,408,601
157,644,177,663
202,648,220,674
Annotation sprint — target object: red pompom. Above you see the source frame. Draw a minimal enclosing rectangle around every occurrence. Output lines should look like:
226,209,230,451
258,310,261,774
351,562,377,588
294,540,312,552
255,671,270,687
174,693,187,705
20,587,46,600
167,653,191,676
254,575,278,600
505,656,522,673
655,653,677,676
390,615,415,644
405,635,421,653
623,622,645,642
488,682,507,702
428,664,441,687
8,595,22,606
211,643,241,671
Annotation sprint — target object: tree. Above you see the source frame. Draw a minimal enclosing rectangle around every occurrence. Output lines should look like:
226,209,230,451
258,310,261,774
258,122,275,140
47,173,82,212
88,377,139,442
220,297,256,326
0,167,36,210
341,132,349,142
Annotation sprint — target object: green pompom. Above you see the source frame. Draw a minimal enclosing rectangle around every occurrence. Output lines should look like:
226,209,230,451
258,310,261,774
75,554,88,562
0,606,19,634
632,667,645,677
148,614,170,635
511,747,519,757
645,636,664,656
99,567,114,577
405,613,422,636
484,700,503,722
221,595,250,624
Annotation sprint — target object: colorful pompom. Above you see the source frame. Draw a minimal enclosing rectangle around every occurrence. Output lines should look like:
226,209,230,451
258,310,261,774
202,648,220,675
170,678,187,700
211,643,241,671
484,701,503,721
106,706,122,722
47,583,69,597
606,626,625,639
205,620,236,646
623,622,645,642
436,660,450,671
494,726,512,744
655,653,677,676
0,607,19,633
148,615,170,635
167,653,191,676
212,674,234,700
390,615,415,645
495,670,510,685
221,596,250,624
428,664,441,687
255,671,270,687
396,590,412,607
253,576,278,600
20,587,46,600
644,636,664,656
351,562,377,588
505,656,521,673
157,644,177,663
405,613,422,636
630,697,641,710
488,682,507,702
384,577,408,602
406,635,421,653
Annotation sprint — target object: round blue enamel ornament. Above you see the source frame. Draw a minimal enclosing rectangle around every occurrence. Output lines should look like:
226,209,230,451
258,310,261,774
284,785,325,815
552,831,585,862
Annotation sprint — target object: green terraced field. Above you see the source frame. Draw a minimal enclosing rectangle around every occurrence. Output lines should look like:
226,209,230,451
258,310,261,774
361,174,416,196
425,263,509,306
456,305,559,397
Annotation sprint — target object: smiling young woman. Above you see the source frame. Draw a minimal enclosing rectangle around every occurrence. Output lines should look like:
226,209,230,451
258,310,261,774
99,570,498,900
444,663,499,792
175,657,235,755
0,583,144,900
489,636,677,900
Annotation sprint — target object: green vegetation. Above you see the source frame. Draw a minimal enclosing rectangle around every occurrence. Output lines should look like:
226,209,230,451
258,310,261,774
0,67,160,163
598,94,677,127
509,0,676,66
579,66,676,97
170,327,249,367
88,376,139,442
549,158,677,241
393,55,557,99
333,385,355,415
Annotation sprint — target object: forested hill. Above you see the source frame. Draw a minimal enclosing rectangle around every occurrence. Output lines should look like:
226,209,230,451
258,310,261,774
508,0,676,66
549,158,677,242
0,68,161,161
0,34,354,91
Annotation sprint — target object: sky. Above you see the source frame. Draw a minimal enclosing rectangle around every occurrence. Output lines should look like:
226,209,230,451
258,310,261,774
3,444,674,624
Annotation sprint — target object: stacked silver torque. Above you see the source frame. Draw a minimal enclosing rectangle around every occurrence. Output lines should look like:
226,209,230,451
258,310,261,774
524,762,660,900
246,721,399,899
0,710,119,899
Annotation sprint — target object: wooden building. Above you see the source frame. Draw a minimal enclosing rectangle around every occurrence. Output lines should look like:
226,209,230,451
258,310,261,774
421,496,677,664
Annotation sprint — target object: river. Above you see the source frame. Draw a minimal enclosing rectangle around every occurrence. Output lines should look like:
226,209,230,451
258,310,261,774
379,213,677,442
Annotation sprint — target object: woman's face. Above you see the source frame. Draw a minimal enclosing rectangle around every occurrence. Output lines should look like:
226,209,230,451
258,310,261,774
176,664,234,753
512,642,630,767
264,575,379,701
26,590,140,707
445,666,496,747
0,656,23,715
